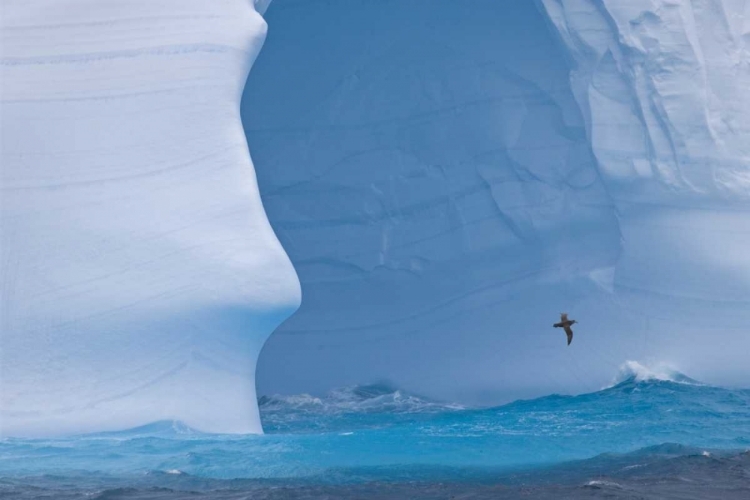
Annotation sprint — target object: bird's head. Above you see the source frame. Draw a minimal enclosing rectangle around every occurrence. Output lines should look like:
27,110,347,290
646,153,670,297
571,320,577,325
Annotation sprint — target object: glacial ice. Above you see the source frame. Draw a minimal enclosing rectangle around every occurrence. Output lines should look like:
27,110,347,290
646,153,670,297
536,0,750,382
249,0,750,402
247,0,620,402
3,0,750,436
539,0,750,283
0,0,299,436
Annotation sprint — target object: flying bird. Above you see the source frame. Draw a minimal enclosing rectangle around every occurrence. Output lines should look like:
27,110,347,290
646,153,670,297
553,313,577,345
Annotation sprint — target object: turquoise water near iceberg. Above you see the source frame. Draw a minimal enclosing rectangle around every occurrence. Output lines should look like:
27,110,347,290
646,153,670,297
1,365,749,485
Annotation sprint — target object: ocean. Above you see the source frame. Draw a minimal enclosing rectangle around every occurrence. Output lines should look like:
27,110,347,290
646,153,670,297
2,363,749,499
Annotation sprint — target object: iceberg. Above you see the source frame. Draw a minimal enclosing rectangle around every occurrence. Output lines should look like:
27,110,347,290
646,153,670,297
536,0,750,381
0,0,299,436
3,0,750,436
246,0,621,402
538,0,750,298
248,0,750,402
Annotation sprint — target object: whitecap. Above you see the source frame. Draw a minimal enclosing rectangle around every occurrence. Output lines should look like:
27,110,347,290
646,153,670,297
606,360,702,388
585,480,622,488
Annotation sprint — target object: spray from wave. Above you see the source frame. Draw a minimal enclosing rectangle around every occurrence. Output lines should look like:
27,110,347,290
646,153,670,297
259,383,464,433
607,360,702,388
260,361,704,423
259,382,463,414
1,362,749,488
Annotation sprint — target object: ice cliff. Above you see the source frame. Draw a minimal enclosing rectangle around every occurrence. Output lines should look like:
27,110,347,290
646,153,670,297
539,0,750,296
248,0,750,402
3,0,750,436
1,0,299,436
247,0,621,402
535,0,750,383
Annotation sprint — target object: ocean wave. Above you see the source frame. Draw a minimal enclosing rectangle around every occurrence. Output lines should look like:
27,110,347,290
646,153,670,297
49,363,728,441
3,363,746,486
259,382,464,416
258,383,465,434
80,420,201,439
3,445,749,499
607,360,702,388
259,362,706,423
584,479,623,489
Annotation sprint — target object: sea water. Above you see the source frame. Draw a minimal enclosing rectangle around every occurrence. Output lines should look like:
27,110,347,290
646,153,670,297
2,363,749,498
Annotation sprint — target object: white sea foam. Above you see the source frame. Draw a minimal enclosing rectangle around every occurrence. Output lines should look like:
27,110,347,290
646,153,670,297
259,384,464,416
585,480,622,489
607,361,702,388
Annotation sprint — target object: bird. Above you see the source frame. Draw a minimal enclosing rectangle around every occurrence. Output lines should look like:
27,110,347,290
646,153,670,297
553,313,577,345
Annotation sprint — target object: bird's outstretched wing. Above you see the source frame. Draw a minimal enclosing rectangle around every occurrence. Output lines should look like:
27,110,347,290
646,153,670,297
560,313,568,322
564,325,573,345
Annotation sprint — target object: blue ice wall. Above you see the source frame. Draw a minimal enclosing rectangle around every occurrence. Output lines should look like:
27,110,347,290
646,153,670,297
243,0,623,404
245,0,750,404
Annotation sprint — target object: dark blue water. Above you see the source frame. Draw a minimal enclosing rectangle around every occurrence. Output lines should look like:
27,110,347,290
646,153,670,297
2,364,750,498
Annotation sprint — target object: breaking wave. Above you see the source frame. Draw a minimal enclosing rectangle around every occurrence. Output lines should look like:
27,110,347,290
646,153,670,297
609,360,702,387
259,382,463,414
2,363,748,488
258,383,464,433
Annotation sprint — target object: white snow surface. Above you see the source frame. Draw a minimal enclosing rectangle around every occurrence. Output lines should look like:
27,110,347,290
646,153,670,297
1,0,299,436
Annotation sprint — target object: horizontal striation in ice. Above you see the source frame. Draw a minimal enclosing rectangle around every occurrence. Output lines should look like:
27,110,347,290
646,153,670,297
0,0,300,436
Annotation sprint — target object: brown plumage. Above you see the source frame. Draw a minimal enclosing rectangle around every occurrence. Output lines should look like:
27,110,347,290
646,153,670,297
553,313,577,345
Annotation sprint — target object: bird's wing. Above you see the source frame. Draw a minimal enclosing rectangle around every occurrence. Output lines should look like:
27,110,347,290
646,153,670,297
564,325,573,345
560,313,568,321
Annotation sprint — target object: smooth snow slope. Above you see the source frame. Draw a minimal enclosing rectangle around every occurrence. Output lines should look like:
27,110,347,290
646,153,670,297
248,0,750,402
1,0,299,436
